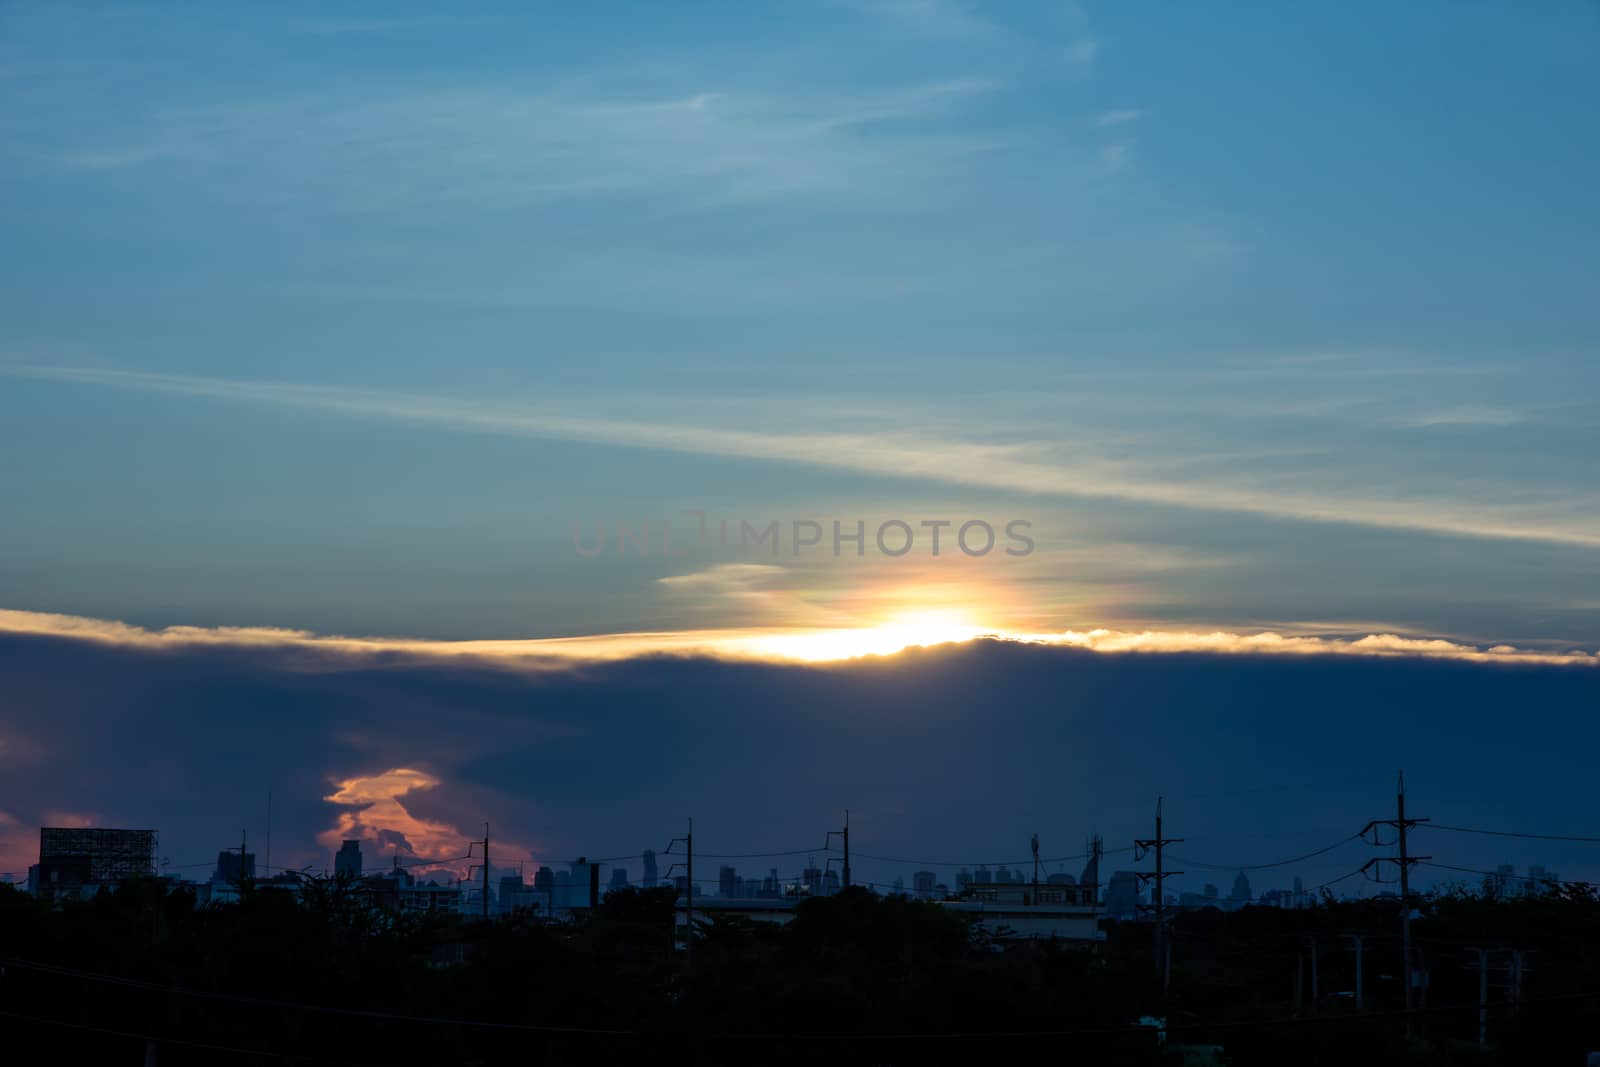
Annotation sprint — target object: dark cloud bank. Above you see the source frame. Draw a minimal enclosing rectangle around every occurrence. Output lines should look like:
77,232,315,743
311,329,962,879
1,633,1595,891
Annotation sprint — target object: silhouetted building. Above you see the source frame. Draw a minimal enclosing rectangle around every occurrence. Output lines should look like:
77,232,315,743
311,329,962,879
334,840,363,879
609,866,630,891
914,870,937,898
37,827,157,901
499,873,529,914
1105,870,1142,920
1078,837,1102,904
568,858,600,909
719,864,737,898
642,849,658,888
212,849,255,884
1230,871,1252,903
533,865,555,913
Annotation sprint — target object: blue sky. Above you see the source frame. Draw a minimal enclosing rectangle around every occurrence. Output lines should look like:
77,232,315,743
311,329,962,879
3,2,1600,644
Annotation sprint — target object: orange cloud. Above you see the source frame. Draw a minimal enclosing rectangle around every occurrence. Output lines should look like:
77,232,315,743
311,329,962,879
319,768,470,875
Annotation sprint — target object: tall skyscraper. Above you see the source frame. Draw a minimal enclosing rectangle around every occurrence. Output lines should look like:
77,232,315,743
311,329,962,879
609,866,630,890
642,849,658,888
913,870,937,898
719,864,737,898
334,840,363,879
1230,871,1252,903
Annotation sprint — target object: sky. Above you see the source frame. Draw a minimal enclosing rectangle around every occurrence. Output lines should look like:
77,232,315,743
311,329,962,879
0,2,1597,890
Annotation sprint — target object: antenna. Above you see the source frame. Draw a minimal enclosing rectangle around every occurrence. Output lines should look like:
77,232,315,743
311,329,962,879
264,788,272,878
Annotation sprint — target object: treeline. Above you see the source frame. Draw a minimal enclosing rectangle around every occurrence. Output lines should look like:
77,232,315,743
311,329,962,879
1,878,1597,1065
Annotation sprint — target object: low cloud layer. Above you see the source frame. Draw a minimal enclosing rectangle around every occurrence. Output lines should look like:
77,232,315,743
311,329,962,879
0,607,1593,671
1,614,1596,894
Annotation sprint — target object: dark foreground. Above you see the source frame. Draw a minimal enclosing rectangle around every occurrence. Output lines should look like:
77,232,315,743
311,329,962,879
2,880,1598,1064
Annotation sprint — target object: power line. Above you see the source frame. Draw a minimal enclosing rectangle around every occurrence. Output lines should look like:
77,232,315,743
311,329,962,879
1169,832,1363,872
849,847,1131,869
1419,861,1596,888
1423,823,1600,844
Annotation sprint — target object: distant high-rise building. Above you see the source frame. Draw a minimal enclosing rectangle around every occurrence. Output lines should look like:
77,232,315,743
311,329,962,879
334,840,363,879
1079,834,1103,902
822,869,840,895
610,866,630,890
802,863,822,893
1230,871,1252,903
914,870,937,898
499,873,527,914
642,849,658,888
1203,883,1219,900
719,864,737,898
974,866,993,884
212,849,255,884
532,865,554,912
1105,870,1141,920
569,858,599,908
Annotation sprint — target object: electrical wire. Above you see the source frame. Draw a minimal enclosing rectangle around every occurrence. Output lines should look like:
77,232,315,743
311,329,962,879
847,846,1132,869
1423,823,1600,844
1168,832,1364,872
1418,861,1596,888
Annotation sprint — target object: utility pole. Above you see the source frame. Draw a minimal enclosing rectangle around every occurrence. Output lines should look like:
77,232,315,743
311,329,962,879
1342,933,1366,1011
668,819,694,968
1135,797,1183,1008
481,823,490,921
1463,947,1494,1048
1509,949,1525,1015
1360,772,1429,1031
826,811,851,890
1305,935,1320,1013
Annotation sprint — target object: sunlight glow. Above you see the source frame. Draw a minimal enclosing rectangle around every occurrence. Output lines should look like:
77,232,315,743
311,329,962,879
730,609,988,662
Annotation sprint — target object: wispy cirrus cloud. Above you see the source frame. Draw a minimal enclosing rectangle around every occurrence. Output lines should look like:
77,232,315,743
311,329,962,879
1095,108,1142,128
1402,406,1526,429
7,73,1006,212
6,364,1598,550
